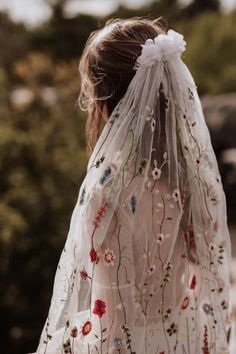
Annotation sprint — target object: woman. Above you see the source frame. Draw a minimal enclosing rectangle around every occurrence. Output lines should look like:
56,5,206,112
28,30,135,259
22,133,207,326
33,17,232,354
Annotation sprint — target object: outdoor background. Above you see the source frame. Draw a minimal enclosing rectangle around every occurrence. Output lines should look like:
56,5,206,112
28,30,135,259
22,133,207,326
0,0,236,353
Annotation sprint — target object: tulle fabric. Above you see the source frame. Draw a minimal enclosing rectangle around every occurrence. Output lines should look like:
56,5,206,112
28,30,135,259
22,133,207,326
33,49,232,353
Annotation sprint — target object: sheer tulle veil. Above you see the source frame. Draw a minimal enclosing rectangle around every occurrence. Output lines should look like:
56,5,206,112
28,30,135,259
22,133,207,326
33,29,232,354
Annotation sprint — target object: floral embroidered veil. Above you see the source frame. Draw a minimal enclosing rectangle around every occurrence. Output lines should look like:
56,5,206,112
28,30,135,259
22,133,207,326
34,29,232,354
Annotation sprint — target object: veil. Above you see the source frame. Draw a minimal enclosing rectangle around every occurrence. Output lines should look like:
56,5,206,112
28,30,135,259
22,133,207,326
34,30,232,354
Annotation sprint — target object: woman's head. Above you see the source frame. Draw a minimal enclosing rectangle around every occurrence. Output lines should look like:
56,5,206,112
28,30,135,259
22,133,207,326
78,17,166,156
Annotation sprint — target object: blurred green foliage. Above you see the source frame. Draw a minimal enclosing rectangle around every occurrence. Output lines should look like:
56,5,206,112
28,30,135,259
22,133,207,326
0,1,235,353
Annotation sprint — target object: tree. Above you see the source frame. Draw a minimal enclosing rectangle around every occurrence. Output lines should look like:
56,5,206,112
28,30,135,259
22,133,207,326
182,0,220,18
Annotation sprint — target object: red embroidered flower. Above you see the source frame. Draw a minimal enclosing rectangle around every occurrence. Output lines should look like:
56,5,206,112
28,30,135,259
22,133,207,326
80,270,88,280
181,296,190,310
184,231,189,242
93,299,106,318
89,247,99,264
81,320,92,335
190,274,196,290
202,325,209,354
93,203,107,228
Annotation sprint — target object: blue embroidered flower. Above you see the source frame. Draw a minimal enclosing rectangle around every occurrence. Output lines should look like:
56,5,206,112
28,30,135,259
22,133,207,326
79,186,86,205
100,166,112,185
130,195,137,214
113,337,122,348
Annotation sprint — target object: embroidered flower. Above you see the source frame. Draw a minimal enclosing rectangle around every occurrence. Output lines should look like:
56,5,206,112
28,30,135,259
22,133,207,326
70,327,78,338
146,106,156,132
202,325,209,354
103,248,116,266
93,299,106,318
89,247,99,264
93,203,107,228
172,188,180,202
151,118,156,132
63,339,71,354
202,303,212,315
190,274,196,290
79,186,86,205
130,195,137,214
167,322,178,336
152,159,161,180
81,320,92,336
181,296,190,310
113,337,123,349
115,303,123,311
135,29,186,68
80,270,88,280
100,166,112,185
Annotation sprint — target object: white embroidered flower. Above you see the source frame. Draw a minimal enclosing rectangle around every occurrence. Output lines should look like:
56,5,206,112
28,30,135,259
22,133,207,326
115,303,123,311
150,118,156,132
135,29,186,67
152,159,161,180
172,188,180,202
163,152,168,160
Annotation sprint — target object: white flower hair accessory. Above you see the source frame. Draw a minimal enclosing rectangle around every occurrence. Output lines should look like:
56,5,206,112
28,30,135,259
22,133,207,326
135,29,186,68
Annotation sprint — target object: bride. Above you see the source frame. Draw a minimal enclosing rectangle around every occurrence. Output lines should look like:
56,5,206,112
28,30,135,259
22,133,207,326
32,17,232,354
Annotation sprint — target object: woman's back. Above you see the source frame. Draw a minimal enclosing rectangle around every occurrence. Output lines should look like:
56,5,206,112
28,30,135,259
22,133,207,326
32,18,232,354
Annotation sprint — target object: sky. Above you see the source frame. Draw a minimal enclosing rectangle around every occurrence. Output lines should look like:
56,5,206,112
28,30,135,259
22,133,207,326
0,0,235,28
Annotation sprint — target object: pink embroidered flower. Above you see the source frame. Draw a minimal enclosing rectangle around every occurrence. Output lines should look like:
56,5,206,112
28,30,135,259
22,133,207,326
103,248,116,266
93,299,106,318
